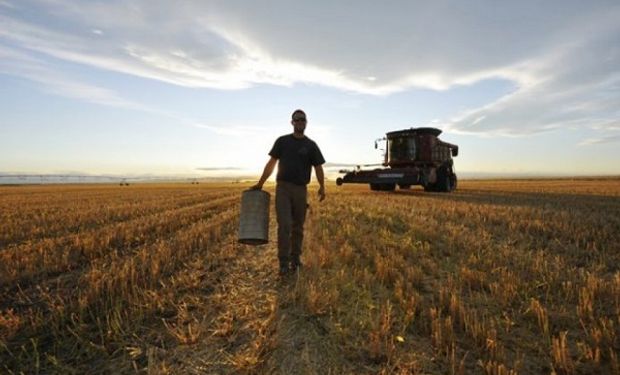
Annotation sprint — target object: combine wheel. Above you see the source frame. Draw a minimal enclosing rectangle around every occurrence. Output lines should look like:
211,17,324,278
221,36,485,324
370,183,396,191
336,177,343,186
435,167,452,192
438,175,451,192
450,174,458,191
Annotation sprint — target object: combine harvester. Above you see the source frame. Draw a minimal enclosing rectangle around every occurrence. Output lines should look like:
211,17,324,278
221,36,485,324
336,127,458,192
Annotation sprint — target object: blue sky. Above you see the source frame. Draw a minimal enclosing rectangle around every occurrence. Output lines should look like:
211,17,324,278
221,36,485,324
1,0,619,178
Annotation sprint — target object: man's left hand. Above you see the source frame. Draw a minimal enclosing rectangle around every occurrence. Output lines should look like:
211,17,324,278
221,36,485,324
318,186,326,202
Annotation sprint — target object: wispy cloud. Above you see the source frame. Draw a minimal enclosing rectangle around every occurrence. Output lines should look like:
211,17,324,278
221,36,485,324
579,134,620,146
443,12,620,137
196,167,243,171
0,45,150,111
191,123,269,137
0,45,259,136
0,45,287,141
0,45,266,137
1,0,618,139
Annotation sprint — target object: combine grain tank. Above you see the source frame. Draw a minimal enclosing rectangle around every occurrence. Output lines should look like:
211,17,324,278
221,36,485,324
336,127,458,192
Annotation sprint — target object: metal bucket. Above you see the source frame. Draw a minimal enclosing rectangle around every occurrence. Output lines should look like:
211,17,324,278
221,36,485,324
238,189,270,245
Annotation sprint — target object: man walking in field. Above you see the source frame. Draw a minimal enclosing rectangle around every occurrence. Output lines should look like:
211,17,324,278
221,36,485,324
251,109,326,276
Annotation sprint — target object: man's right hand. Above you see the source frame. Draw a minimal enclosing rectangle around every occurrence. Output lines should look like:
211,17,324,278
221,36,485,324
250,183,262,190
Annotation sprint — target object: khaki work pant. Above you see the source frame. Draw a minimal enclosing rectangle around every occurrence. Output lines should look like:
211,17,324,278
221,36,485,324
275,181,307,266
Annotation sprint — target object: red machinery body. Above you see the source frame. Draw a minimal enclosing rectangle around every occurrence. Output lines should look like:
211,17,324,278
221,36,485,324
336,127,458,192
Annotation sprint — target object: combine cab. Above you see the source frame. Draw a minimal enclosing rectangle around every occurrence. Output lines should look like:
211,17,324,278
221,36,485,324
336,127,458,192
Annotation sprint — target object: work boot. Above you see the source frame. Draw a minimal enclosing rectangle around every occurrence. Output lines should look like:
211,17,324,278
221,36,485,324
290,260,303,272
279,263,290,277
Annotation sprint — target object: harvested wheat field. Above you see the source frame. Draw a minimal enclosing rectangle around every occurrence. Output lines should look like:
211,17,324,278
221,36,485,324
1,178,619,374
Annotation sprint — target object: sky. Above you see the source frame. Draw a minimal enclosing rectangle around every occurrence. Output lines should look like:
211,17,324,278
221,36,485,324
1,0,619,179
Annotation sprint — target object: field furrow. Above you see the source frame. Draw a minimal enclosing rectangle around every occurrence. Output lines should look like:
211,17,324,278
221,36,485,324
0,203,240,373
292,182,620,373
1,179,619,374
0,193,240,286
0,188,235,247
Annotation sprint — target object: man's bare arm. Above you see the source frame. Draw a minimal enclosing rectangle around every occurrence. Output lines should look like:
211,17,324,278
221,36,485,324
314,164,325,201
251,157,278,190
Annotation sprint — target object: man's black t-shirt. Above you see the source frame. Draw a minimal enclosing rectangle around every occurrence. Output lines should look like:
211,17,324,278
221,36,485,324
269,134,325,186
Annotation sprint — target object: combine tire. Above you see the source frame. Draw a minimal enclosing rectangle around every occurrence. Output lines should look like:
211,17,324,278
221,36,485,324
450,174,458,192
435,167,452,192
370,183,396,191
382,183,396,191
